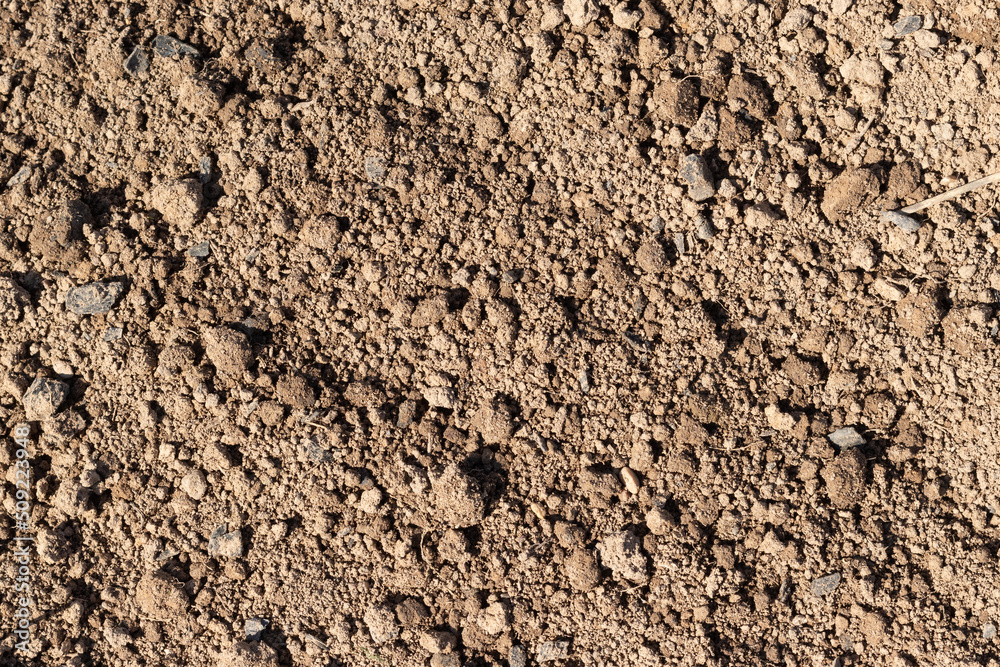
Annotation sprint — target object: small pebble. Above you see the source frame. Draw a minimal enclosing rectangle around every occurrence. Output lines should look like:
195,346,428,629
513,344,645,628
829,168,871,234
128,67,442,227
6,166,30,187
187,241,211,258
199,156,213,184
578,368,590,394
245,618,269,642
984,623,997,640
674,232,687,256
679,154,715,201
501,268,523,283
827,427,865,448
152,35,199,58
810,572,841,597
509,645,527,667
620,467,640,494
537,640,570,663
695,217,715,240
364,155,386,183
881,210,921,233
893,15,922,36
66,281,124,315
22,377,69,421
208,524,245,558
123,46,149,75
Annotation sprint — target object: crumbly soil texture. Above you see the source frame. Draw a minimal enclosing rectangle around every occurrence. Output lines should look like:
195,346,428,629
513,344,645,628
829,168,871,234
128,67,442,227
3,0,1000,666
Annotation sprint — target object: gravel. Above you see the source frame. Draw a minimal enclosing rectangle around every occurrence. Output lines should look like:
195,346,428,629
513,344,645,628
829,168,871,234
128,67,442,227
882,210,921,232
187,241,211,258
66,281,125,315
679,154,715,202
208,525,245,558
123,46,148,75
152,35,199,58
893,16,923,36
537,640,571,663
245,618,268,642
827,427,866,448
810,572,842,597
22,377,69,421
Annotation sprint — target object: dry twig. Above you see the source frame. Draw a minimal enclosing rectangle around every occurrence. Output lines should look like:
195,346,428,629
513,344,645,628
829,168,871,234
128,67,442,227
900,170,1000,214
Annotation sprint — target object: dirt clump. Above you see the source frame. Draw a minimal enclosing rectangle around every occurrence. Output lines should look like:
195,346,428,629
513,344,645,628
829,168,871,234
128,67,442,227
822,448,868,508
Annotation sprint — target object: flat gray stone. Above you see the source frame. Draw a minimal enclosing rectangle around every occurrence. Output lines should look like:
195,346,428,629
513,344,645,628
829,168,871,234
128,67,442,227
66,281,124,315
893,16,922,36
208,525,244,558
245,618,268,641
152,35,199,58
882,210,921,233
187,241,211,258
828,427,865,448
985,623,996,640
509,645,527,667
364,155,386,183
811,572,841,597
679,154,715,201
537,640,570,663
6,166,30,187
199,156,213,184
123,46,148,75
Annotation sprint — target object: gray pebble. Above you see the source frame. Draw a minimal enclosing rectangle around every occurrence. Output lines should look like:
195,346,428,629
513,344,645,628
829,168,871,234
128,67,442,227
501,268,523,283
152,35,199,58
695,216,715,240
509,645,527,667
649,215,664,233
985,623,996,640
103,326,123,342
674,232,687,256
537,640,570,663
22,377,69,421
208,524,245,558
6,166,31,188
364,155,386,183
245,618,269,641
679,154,715,202
810,572,841,597
199,156,213,184
305,440,333,464
66,281,124,315
881,210,921,233
578,368,590,394
123,46,149,75
828,427,865,448
893,16,923,36
187,241,211,258
155,545,179,561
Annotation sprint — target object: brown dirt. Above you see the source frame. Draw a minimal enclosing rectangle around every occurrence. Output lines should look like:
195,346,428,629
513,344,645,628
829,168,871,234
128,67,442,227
2,0,1000,666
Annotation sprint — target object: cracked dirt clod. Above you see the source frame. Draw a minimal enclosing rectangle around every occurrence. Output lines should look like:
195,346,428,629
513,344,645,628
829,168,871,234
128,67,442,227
429,464,487,528
822,448,868,508
136,570,189,622
202,326,253,376
218,641,279,667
